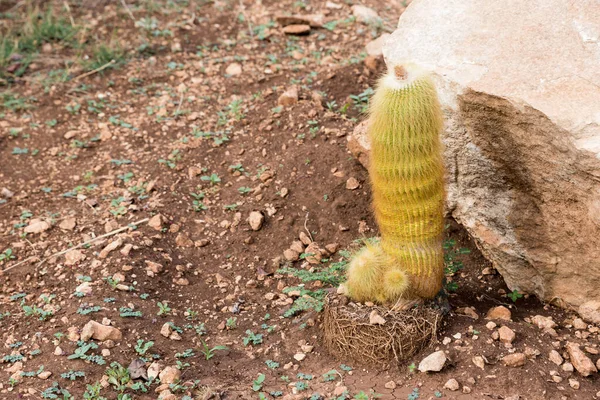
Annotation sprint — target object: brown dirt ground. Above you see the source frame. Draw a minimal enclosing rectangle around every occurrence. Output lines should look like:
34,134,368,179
1,1,600,399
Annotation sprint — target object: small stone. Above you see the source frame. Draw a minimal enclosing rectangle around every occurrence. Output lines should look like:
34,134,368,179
299,232,312,245
160,323,172,338
418,350,447,372
282,24,311,35
486,321,497,330
1,187,14,198
498,326,516,344
531,315,557,330
278,86,299,107
569,379,580,389
384,381,396,389
325,243,339,254
502,353,527,367
443,378,460,391
334,386,348,396
248,211,264,231
54,346,64,356
148,214,163,230
159,366,181,384
145,260,163,276
225,63,242,76
175,233,193,247
486,306,511,321
290,241,305,254
99,238,122,259
283,249,300,261
346,177,360,190
294,353,306,361
64,249,86,266
351,5,382,25
148,362,163,380
81,321,122,341
59,217,76,230
549,350,564,365
369,310,386,325
67,326,80,341
365,33,391,57
275,14,324,28
462,386,472,394
24,219,51,234
472,356,485,370
562,362,574,372
38,371,52,379
565,342,597,376
578,300,600,325
301,345,314,353
572,318,587,330
304,242,323,264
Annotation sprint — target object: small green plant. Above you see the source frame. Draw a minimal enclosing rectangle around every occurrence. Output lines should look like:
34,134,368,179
509,289,523,302
265,360,279,369
135,340,154,356
157,301,171,316
243,330,263,346
190,192,207,211
252,373,266,391
200,173,221,185
200,340,228,360
61,370,85,381
226,317,237,329
0,248,15,262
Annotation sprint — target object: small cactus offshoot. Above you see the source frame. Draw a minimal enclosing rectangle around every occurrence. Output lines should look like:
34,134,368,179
345,63,445,304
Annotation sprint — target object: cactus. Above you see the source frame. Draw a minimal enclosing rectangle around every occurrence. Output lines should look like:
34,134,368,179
345,64,445,303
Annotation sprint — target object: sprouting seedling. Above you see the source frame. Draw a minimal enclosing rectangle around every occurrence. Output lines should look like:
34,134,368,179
200,340,228,360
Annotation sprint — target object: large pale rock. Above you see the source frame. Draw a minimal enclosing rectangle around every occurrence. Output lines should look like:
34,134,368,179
349,0,600,310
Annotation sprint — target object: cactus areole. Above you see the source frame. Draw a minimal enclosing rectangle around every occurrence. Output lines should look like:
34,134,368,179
345,63,445,303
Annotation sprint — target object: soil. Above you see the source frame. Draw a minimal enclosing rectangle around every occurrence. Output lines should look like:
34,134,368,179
1,1,599,400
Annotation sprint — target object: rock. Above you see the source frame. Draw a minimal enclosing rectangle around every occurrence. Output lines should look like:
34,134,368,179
248,211,264,231
569,379,580,390
283,249,300,261
147,362,163,380
485,321,497,330
75,281,93,295
159,366,181,384
502,353,526,367
145,260,163,276
128,358,148,380
67,326,80,341
384,381,396,390
486,306,511,321
418,350,447,372
59,217,76,230
369,310,386,325
472,356,485,370
572,318,588,330
81,321,122,341
290,241,305,254
351,5,382,25
64,249,86,266
175,233,193,247
158,390,177,400
347,120,370,168
498,326,516,344
578,301,600,324
276,14,324,28
365,33,390,57
346,177,360,190
365,0,600,310
278,86,299,107
24,219,51,234
304,242,322,264
443,378,460,391
299,232,312,245
148,214,163,230
38,371,52,379
565,342,597,377
294,353,306,361
531,315,557,330
457,306,479,320
549,350,564,365
282,24,311,35
1,187,14,198
225,63,242,76
563,362,574,373
99,238,122,258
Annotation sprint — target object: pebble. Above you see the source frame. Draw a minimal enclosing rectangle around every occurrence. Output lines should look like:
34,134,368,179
531,315,557,330
278,86,299,106
502,353,526,367
498,326,516,344
384,380,396,389
569,379,580,390
248,211,264,231
418,350,447,372
81,320,122,341
443,378,460,391
293,353,306,361
159,366,181,384
346,177,360,190
549,350,564,365
562,362,574,372
566,342,597,376
573,318,587,330
369,310,386,325
147,214,163,230
24,219,51,234
225,63,242,76
486,306,511,321
282,24,311,35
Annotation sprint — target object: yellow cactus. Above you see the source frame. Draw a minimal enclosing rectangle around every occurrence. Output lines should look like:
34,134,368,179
345,64,445,303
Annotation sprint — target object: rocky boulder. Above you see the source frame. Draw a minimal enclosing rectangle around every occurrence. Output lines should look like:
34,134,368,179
349,0,600,310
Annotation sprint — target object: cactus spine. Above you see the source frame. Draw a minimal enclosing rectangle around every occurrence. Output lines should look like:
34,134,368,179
345,64,445,303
